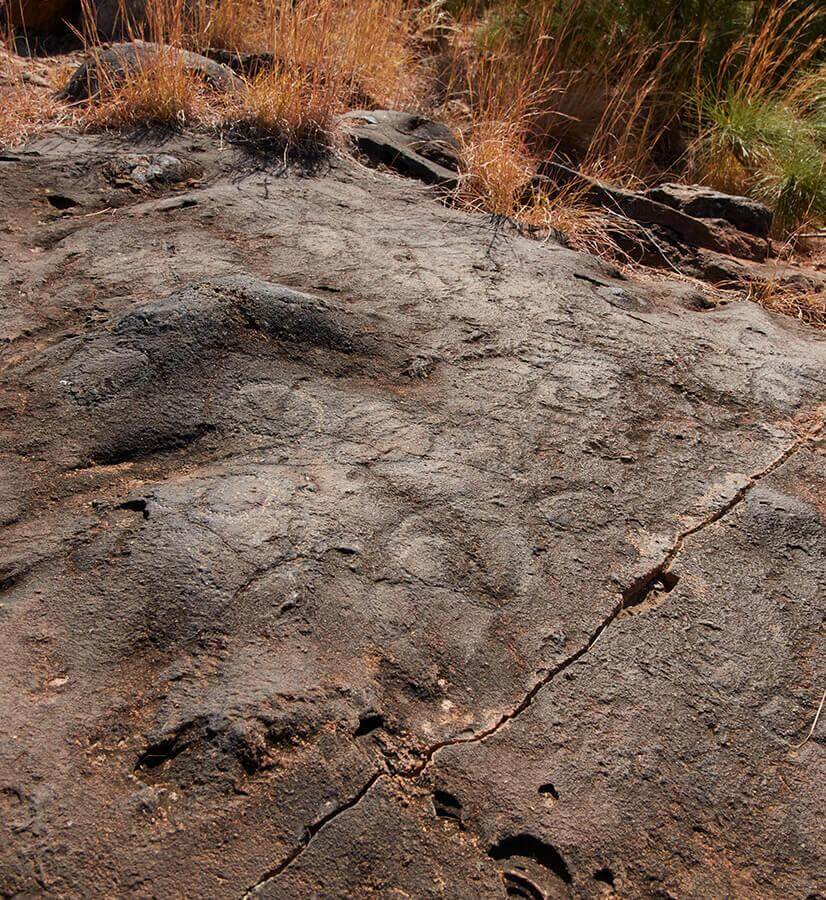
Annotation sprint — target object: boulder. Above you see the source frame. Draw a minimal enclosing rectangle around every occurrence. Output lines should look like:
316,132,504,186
688,248,826,293
339,110,461,188
647,182,773,238
61,40,244,101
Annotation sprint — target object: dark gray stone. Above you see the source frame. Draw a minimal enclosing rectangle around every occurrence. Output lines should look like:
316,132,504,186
61,40,244,101
340,109,461,188
0,131,823,898
647,182,773,238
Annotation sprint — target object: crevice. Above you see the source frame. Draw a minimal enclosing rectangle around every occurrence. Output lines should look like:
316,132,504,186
432,789,462,823
354,712,384,738
659,413,822,572
136,730,193,770
594,867,615,887
117,498,149,519
45,194,79,210
239,414,822,897
399,412,824,771
242,770,386,896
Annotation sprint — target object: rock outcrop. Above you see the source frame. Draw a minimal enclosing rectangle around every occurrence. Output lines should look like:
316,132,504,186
340,109,461,188
647,181,773,238
0,131,824,898
62,40,244,100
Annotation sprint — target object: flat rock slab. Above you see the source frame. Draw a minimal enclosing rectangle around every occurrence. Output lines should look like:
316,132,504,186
647,182,773,238
0,132,824,898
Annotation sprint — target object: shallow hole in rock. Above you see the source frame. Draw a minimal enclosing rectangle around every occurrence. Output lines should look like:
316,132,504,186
46,194,79,210
0,569,23,592
432,789,462,822
622,569,680,609
136,736,189,770
489,834,571,884
354,712,384,737
538,783,559,800
503,871,544,900
118,498,149,519
594,867,615,887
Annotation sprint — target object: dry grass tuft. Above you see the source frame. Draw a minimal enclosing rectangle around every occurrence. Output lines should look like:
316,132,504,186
80,49,211,129
453,117,630,259
229,67,338,156
0,79,64,148
189,0,266,52
69,0,418,144
748,280,826,328
455,118,535,217
0,37,70,149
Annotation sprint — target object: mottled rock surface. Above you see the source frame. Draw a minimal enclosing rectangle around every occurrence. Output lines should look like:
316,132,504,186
647,182,773,238
0,132,824,898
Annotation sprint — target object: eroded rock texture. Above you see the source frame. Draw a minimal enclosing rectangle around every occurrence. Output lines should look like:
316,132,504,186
0,133,824,898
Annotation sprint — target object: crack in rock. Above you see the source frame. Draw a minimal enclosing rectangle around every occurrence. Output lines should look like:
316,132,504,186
243,770,386,896
242,413,823,897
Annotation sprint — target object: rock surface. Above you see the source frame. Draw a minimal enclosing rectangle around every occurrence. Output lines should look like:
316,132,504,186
340,109,461,188
536,163,768,260
0,131,824,898
62,40,244,101
647,182,773,238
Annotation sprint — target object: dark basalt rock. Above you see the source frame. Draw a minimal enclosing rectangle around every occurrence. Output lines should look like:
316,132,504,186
340,110,461,188
647,182,773,238
0,131,824,899
61,40,244,101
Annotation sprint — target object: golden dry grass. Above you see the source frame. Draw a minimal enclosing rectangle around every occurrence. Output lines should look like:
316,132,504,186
3,0,825,328
0,37,71,148
748,279,826,328
230,67,338,156
80,49,211,129
68,0,419,146
0,79,64,148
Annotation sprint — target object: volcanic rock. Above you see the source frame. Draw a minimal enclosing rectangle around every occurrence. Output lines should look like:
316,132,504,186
61,40,244,101
647,182,773,238
0,131,824,898
340,109,461,188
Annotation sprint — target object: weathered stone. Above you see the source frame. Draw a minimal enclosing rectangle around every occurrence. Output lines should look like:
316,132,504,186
647,182,773,238
105,153,201,188
61,40,244,101
340,109,461,188
0,131,823,898
534,163,775,263
687,247,826,293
